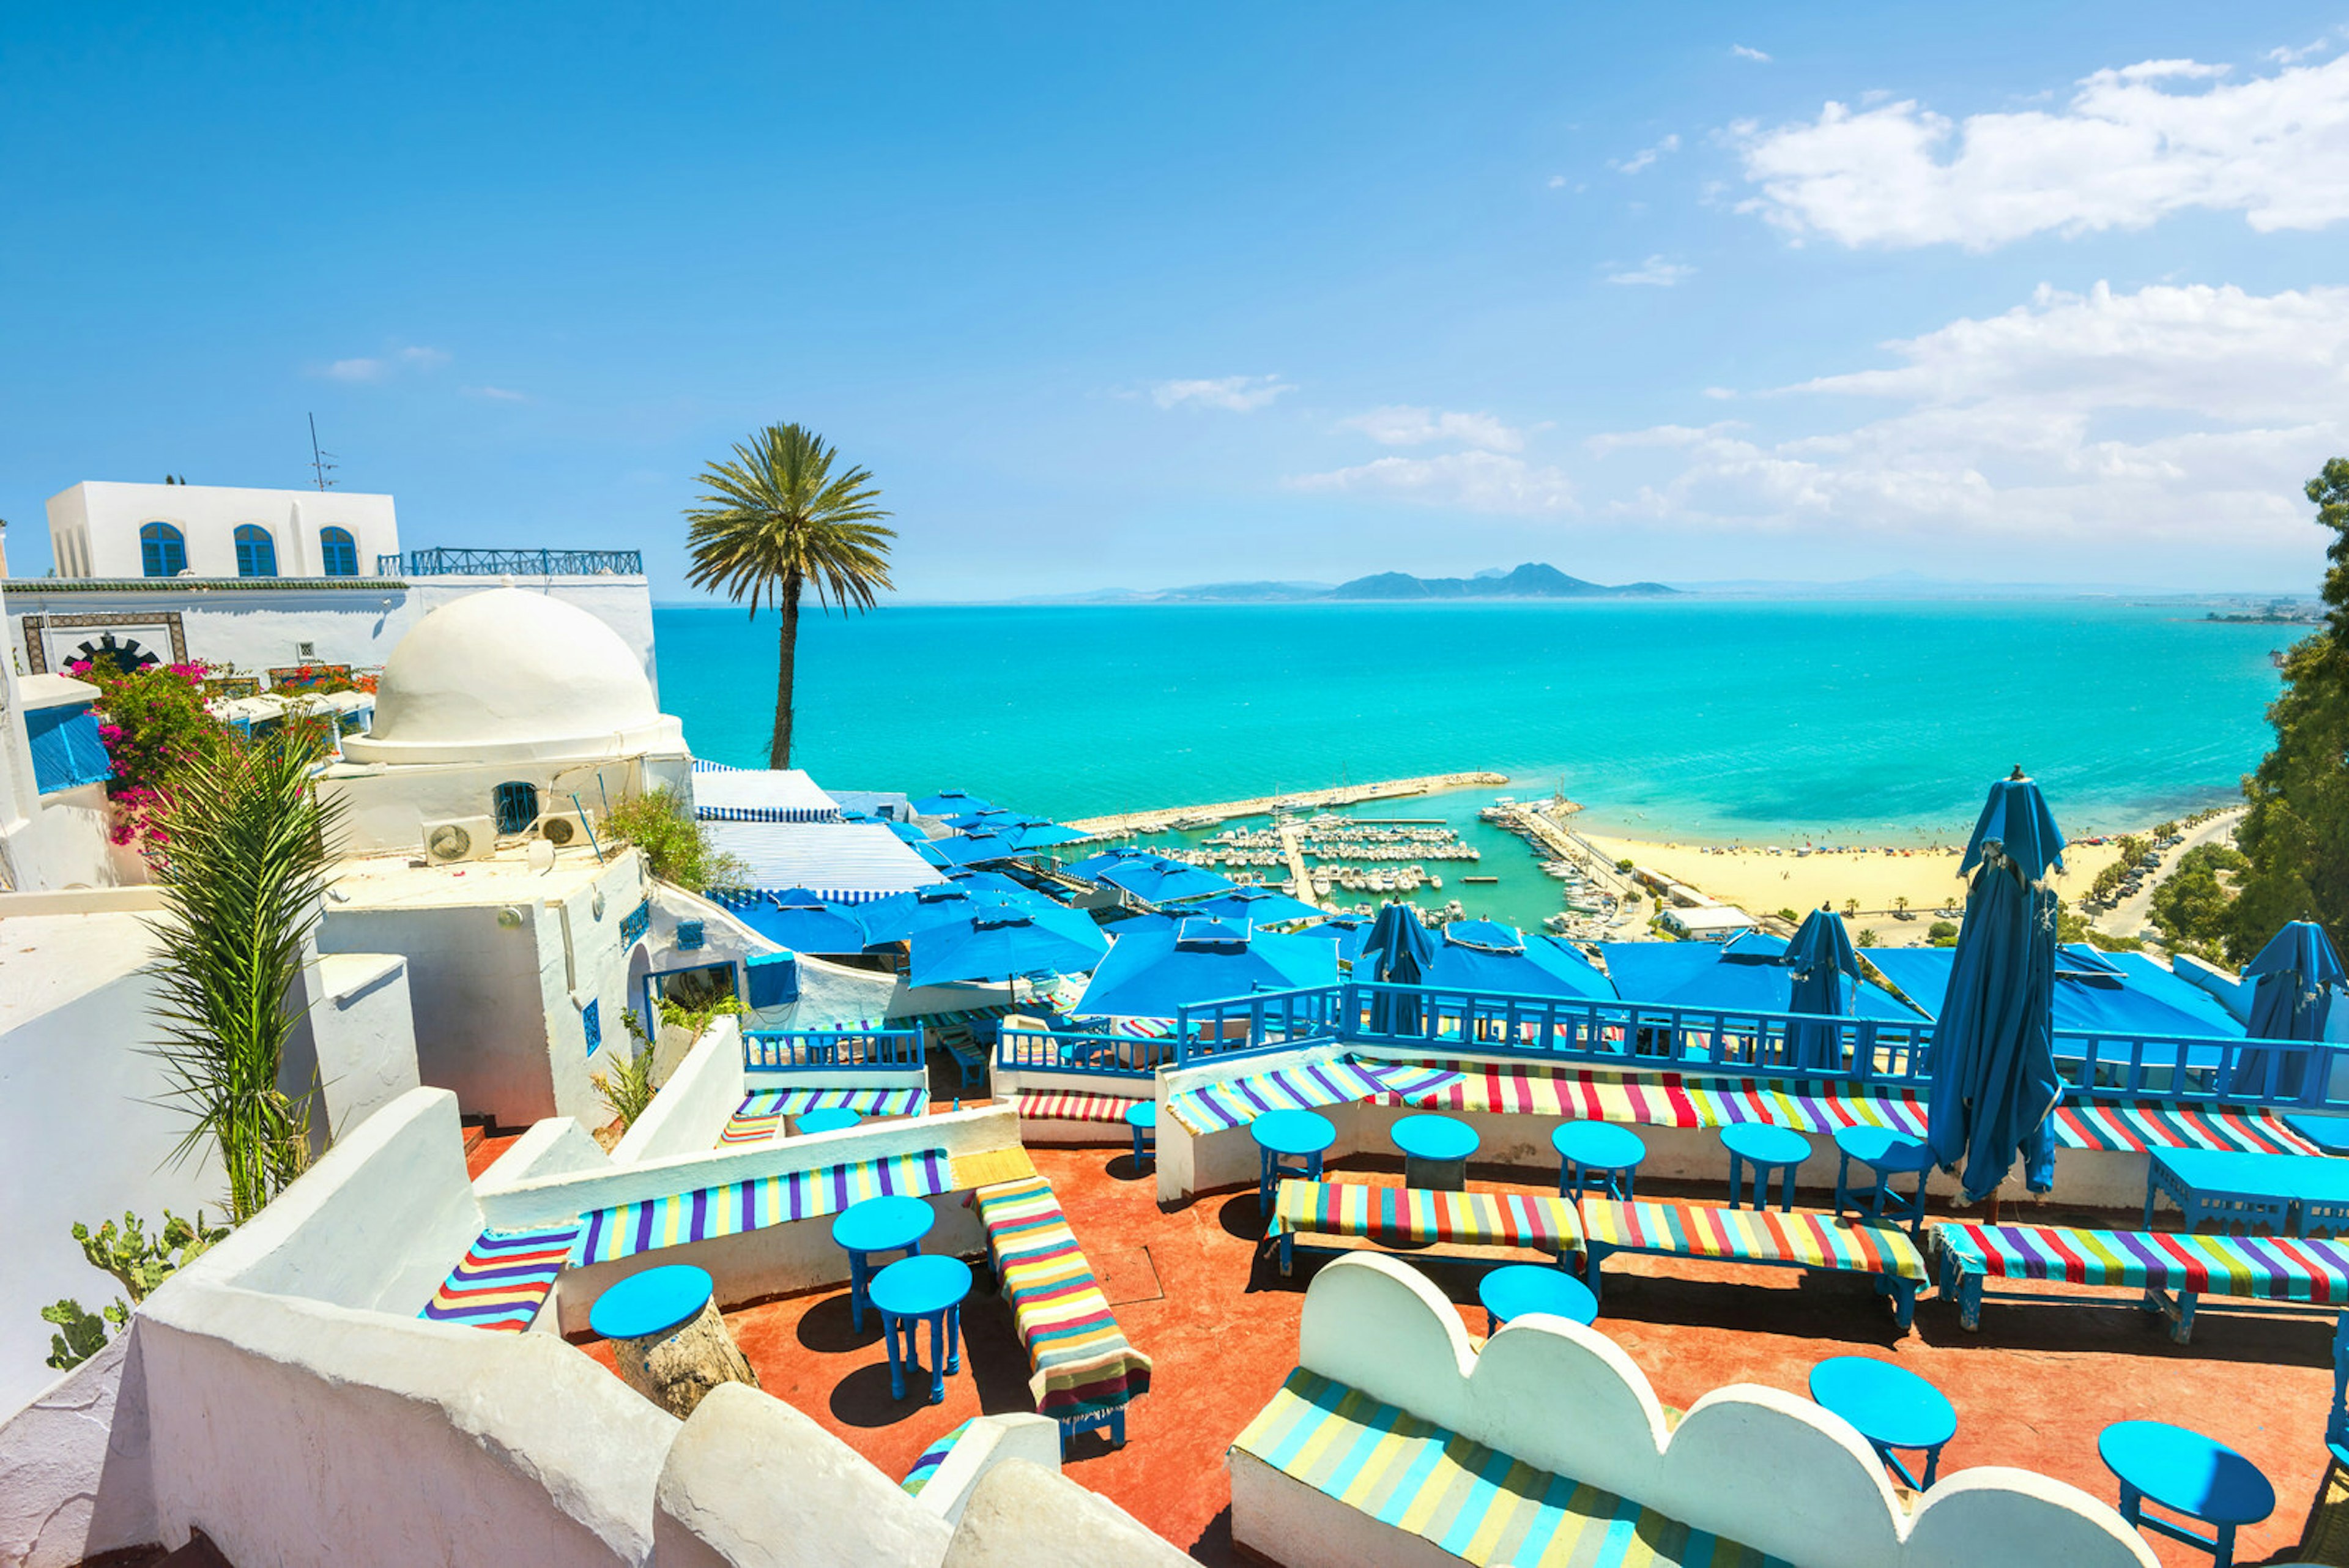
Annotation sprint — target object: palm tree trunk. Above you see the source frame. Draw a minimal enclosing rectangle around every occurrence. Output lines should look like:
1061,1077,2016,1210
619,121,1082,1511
770,578,802,768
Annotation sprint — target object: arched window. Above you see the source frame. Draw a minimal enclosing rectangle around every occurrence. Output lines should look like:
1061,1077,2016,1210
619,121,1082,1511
319,526,359,578
233,525,278,578
492,781,540,833
139,522,187,578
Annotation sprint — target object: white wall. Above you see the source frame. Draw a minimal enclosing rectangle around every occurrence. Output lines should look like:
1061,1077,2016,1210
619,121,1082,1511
612,1017,746,1164
322,754,650,854
283,949,421,1153
47,482,401,582
0,1331,157,1568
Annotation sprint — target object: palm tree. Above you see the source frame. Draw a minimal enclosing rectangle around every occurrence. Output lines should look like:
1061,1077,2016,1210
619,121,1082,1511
685,424,895,768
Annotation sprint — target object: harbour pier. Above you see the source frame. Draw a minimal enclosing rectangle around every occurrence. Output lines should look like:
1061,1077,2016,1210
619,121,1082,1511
1063,770,1510,838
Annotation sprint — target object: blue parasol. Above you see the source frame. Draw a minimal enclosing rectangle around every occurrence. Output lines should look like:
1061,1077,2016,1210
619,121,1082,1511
2232,920,2347,1097
1784,906,1861,1070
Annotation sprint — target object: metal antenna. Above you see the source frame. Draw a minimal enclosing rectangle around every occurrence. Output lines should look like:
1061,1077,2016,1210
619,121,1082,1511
307,414,338,490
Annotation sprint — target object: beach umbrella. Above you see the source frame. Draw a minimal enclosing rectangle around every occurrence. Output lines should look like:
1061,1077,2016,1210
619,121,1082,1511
906,901,1111,988
915,789,994,817
933,830,1024,866
1304,914,1375,967
1784,906,1861,1071
1924,769,2066,1204
1360,902,1438,1032
1176,885,1326,927
1422,920,1613,1000
1066,849,1237,905
979,816,1089,852
2231,920,2347,1097
743,890,867,954
884,820,932,844
856,882,1037,946
1072,915,1338,1025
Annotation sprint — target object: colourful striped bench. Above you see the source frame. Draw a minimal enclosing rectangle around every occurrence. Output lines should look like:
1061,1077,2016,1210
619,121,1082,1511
1015,1088,1146,1126
900,1418,974,1497
1232,1366,1787,1567
1580,1198,1928,1329
1269,1179,1583,1277
1934,1221,2349,1342
972,1174,1152,1451
576,1149,952,1266
419,1222,582,1331
1166,1057,1467,1135
714,1085,930,1147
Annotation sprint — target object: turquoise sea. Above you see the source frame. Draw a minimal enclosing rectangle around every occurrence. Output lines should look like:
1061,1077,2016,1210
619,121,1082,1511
655,600,2301,930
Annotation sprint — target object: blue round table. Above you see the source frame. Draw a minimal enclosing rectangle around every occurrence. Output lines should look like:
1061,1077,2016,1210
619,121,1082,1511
590,1263,713,1342
1722,1123,1812,1211
1809,1356,1956,1490
1253,1109,1337,1215
1478,1263,1598,1335
1833,1126,1933,1232
832,1194,935,1334
1393,1113,1480,1192
796,1106,864,1135
1126,1100,1158,1168
1554,1121,1647,1201
2099,1420,2274,1568
870,1253,972,1405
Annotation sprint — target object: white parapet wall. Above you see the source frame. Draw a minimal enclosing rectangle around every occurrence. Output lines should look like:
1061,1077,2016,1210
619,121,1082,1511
1231,1254,2156,1568
612,1017,749,1164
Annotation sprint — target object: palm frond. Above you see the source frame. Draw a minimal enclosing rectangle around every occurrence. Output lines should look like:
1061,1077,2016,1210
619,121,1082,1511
683,422,896,618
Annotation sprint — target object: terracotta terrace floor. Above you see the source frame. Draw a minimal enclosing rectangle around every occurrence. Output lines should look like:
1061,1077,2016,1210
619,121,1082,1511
574,1134,2337,1567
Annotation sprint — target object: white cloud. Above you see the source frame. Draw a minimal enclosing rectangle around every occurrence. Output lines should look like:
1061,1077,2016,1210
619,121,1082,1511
1150,374,1294,412
1340,406,1524,451
1287,450,1575,514
1548,174,1568,188
1732,45,1772,62
317,343,451,383
2271,37,2336,65
325,357,386,382
1612,133,1680,174
465,385,529,402
1702,386,1739,400
1605,256,1696,286
1587,281,2349,551
1736,51,2349,248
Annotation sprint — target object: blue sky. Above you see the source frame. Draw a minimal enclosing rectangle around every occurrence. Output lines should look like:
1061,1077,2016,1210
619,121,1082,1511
4,3,2346,600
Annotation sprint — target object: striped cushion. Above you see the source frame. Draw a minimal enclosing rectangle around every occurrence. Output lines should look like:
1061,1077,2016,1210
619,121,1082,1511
1271,1180,1582,1254
1582,1199,1926,1281
973,1175,1152,1415
1166,1057,1466,1135
715,1086,930,1146
901,1418,975,1496
576,1150,951,1266
1234,1367,1786,1567
1935,1222,2349,1303
420,1223,581,1331
1016,1090,1145,1124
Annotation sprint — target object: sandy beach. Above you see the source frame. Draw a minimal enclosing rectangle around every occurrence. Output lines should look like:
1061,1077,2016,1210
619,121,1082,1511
1580,831,2131,944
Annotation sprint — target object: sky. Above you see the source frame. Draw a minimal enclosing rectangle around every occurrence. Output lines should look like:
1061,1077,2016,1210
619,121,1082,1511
4,3,2348,600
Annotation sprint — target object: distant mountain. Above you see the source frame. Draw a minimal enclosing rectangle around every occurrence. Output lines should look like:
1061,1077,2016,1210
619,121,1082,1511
1330,562,1677,600
1154,579,1336,603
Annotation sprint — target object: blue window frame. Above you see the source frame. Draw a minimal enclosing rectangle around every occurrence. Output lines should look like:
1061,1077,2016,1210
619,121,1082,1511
582,999,603,1056
234,525,277,578
491,781,540,833
319,527,358,577
25,704,113,793
139,522,187,578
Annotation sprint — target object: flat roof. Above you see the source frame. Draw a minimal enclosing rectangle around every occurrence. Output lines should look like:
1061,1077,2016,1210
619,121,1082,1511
0,909,163,1023
327,841,631,911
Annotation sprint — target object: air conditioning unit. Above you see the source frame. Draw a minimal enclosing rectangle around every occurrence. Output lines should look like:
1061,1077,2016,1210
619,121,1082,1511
535,810,595,849
421,816,497,865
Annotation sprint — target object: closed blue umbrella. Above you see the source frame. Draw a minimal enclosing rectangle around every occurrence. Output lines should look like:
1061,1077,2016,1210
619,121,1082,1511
2232,920,2347,1096
1074,915,1337,1023
1784,906,1861,1071
1926,770,2066,1203
907,901,1110,987
1361,902,1438,1032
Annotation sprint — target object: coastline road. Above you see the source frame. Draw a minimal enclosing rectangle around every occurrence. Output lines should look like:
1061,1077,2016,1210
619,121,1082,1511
2093,807,2245,943
1064,771,1510,838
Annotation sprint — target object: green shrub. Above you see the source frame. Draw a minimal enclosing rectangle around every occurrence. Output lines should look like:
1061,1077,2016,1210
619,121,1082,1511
1855,927,1878,945
1927,920,1958,940
1614,858,1635,873
604,787,749,888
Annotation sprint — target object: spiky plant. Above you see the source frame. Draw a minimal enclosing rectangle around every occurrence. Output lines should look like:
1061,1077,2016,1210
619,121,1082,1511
146,735,344,1222
685,423,894,768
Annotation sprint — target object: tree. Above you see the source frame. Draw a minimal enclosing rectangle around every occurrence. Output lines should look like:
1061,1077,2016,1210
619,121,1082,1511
685,425,895,768
2232,459,2349,963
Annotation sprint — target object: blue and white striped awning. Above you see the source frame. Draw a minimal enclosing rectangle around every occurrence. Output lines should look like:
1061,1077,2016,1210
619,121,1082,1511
689,760,843,823
705,820,944,904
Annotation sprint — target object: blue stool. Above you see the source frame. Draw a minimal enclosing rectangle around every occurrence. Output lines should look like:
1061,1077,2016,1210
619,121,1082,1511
1252,1109,1336,1215
1392,1113,1479,1191
1722,1123,1811,1211
1833,1126,1932,1233
870,1254,971,1405
1479,1263,1598,1335
1809,1356,1956,1490
1126,1101,1157,1169
832,1194,934,1334
1554,1121,1646,1200
2099,1420,2274,1568
796,1107,863,1135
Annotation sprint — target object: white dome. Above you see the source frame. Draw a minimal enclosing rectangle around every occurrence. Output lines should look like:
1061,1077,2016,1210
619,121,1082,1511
342,587,683,765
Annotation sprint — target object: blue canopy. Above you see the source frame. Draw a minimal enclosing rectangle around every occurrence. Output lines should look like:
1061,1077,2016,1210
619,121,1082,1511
1786,907,1864,1069
915,789,995,817
2234,920,2347,1096
856,882,1041,946
1176,885,1326,927
1601,934,1920,1022
1304,915,1374,967
933,830,1024,866
732,891,867,954
906,901,1110,987
885,821,932,844
1926,771,2065,1203
1073,916,1338,1022
1423,920,1614,1001
1063,850,1237,905
1862,946,2244,1045
1360,902,1438,1032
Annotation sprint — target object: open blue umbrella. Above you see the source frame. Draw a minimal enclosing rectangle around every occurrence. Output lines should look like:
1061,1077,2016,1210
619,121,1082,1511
915,789,995,817
1073,915,1338,1023
1176,885,1326,927
1926,770,2066,1203
1360,902,1438,1032
1423,920,1614,1000
933,830,1024,866
738,890,867,954
1305,914,1375,967
856,882,1037,946
2232,920,2347,1096
907,901,1110,987
1784,906,1861,1070
1064,849,1237,905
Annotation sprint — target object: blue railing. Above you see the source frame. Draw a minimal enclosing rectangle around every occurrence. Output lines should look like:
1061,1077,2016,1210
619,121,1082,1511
743,1027,922,1072
382,547,645,578
996,1026,1171,1079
